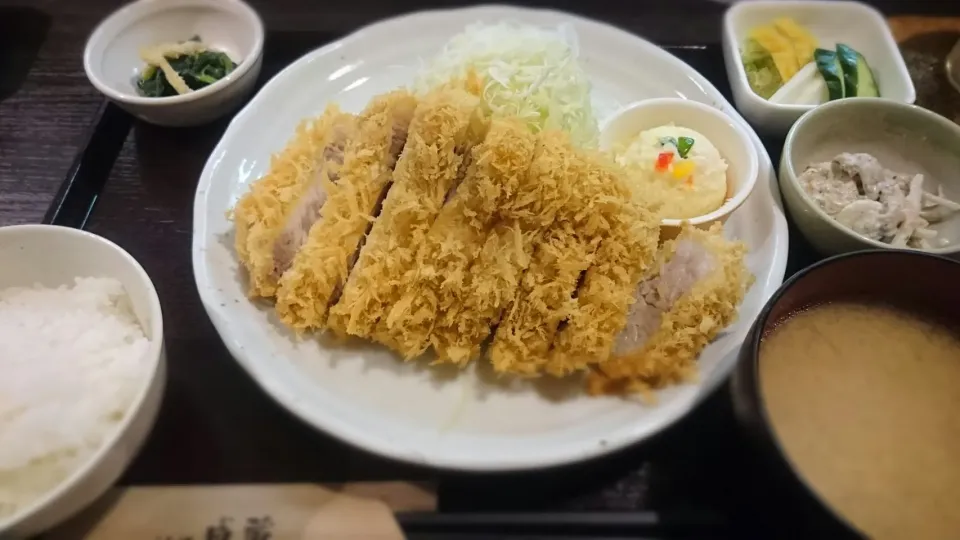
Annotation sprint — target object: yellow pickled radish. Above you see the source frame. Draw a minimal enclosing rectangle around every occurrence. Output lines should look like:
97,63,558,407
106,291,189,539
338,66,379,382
773,17,818,67
748,26,799,80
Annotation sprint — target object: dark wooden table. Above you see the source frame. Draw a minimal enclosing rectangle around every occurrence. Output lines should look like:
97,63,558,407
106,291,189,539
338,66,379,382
2,0,956,529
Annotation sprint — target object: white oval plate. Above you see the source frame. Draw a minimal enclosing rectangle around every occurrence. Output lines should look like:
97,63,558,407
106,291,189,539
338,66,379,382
193,5,788,471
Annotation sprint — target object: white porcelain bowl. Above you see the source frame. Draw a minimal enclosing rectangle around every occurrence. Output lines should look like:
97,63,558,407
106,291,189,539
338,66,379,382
722,0,915,135
0,225,165,538
84,0,264,127
600,98,760,239
780,98,960,258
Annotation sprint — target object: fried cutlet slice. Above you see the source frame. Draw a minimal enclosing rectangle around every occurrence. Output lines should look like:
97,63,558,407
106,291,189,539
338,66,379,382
489,140,642,376
233,105,355,298
380,117,536,359
272,115,358,279
274,90,417,332
429,220,536,365
489,222,599,376
431,131,576,366
487,133,597,375
546,155,661,377
326,88,488,339
587,223,753,396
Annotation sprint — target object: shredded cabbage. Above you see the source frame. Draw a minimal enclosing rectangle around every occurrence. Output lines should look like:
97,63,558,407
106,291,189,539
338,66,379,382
415,21,599,148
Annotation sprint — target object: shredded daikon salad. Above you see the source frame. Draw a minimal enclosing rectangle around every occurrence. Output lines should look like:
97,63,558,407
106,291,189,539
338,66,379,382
415,21,599,148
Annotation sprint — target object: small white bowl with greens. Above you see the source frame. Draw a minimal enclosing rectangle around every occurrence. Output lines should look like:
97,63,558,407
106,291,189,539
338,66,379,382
84,0,263,127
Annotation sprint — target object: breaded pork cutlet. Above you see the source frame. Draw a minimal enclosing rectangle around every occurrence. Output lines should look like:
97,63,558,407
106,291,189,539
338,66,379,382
490,221,598,376
547,155,661,376
381,117,536,359
587,223,753,396
326,88,488,339
431,131,576,366
233,105,355,298
274,90,417,331
272,115,358,279
489,134,601,375
429,219,535,365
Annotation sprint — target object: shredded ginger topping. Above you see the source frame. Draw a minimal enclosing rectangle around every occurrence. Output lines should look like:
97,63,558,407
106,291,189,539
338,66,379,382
139,40,208,95
415,21,599,148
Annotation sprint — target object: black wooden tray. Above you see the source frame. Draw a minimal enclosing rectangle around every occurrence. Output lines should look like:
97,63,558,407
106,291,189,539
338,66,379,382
42,34,821,539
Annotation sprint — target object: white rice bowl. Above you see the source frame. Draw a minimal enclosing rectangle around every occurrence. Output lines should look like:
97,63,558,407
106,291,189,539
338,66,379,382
0,225,164,538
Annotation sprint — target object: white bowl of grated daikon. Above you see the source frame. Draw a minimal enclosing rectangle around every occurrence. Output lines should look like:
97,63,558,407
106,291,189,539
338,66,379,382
0,225,165,538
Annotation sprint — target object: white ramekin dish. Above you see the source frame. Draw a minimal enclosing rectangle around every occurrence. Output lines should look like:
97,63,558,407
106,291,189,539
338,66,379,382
601,98,760,239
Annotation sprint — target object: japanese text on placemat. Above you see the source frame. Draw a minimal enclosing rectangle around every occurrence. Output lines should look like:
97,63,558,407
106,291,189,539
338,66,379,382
154,516,274,540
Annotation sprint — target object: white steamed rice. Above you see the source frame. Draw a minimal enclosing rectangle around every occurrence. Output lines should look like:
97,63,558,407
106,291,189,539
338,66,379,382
0,277,149,520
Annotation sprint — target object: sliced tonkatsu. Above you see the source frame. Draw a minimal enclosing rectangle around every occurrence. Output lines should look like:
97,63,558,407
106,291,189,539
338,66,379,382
326,88,488,339
381,117,536,359
275,90,417,331
487,133,601,375
490,221,598,376
233,105,356,298
587,223,752,395
547,155,661,376
429,219,536,365
272,116,357,278
431,131,577,366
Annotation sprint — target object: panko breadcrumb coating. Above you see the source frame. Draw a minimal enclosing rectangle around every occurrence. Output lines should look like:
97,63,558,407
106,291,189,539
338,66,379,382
381,117,536,359
587,223,753,396
428,121,540,364
272,117,358,279
430,220,535,365
490,222,599,376
430,131,574,365
547,155,661,376
326,88,488,339
489,133,604,375
496,131,581,226
275,91,417,332
233,105,355,298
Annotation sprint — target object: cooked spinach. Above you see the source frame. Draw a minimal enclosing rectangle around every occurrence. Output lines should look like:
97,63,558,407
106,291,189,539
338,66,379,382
137,43,238,98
